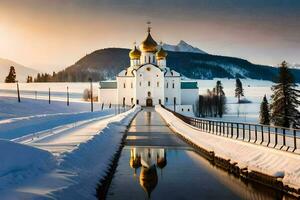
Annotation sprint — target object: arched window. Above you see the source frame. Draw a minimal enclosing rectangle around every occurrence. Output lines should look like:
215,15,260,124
157,82,159,87
172,83,175,88
148,56,151,63
166,82,169,88
148,81,151,87
165,97,168,102
139,82,142,86
123,83,126,88
131,82,133,88
148,91,151,97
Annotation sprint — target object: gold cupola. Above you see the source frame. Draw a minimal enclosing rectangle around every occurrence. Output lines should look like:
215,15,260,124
139,27,158,53
129,45,141,60
156,45,168,60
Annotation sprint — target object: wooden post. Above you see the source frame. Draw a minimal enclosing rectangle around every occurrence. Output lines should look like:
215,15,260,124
89,78,93,112
48,88,51,104
67,86,69,106
16,81,21,102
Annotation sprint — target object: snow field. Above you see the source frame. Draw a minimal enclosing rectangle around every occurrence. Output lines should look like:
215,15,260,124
156,105,300,189
0,106,140,199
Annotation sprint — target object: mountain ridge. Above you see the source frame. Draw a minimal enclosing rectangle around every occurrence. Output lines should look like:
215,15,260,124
52,48,300,83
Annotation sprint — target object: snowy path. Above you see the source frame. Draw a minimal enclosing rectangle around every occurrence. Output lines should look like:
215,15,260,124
15,114,114,155
0,109,115,140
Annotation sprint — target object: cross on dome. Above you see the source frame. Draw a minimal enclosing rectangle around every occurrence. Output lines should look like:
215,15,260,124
147,21,152,33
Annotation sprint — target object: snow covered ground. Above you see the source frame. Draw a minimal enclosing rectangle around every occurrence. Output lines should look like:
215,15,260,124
156,105,300,190
197,78,300,123
0,97,123,140
0,82,99,102
0,106,140,199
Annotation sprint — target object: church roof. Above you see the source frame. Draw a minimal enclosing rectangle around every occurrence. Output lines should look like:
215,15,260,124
100,81,117,89
181,81,198,89
139,29,158,53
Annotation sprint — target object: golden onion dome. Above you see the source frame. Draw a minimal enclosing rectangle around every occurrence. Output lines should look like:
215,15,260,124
129,46,141,60
139,30,158,53
156,46,168,60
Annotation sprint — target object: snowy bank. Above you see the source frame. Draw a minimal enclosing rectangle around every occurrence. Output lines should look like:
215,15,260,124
156,105,300,190
0,140,56,190
0,106,140,199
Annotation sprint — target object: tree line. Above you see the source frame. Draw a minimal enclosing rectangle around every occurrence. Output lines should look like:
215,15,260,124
197,80,226,118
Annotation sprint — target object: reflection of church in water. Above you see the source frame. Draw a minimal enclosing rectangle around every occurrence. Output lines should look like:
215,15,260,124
130,148,167,198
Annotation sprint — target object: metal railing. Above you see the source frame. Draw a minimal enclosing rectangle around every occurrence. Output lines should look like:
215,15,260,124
161,105,300,154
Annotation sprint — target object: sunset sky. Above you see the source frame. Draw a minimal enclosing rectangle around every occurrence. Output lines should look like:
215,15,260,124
0,0,299,72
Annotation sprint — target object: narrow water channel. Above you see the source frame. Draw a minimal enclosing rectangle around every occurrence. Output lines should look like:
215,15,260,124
104,108,294,200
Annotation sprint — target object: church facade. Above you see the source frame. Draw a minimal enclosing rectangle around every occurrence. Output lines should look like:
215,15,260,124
98,27,199,115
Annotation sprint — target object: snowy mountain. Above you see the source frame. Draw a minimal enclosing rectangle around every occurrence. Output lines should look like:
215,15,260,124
0,58,39,82
162,40,207,54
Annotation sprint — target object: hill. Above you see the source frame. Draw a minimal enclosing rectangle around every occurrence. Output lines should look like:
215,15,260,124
0,58,39,82
53,48,300,82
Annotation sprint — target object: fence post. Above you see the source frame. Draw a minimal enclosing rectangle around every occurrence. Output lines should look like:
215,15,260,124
242,124,245,140
231,123,233,138
274,128,278,148
227,123,229,137
67,86,69,106
281,129,286,149
248,124,251,142
254,125,257,143
261,126,264,144
267,127,271,146
16,81,21,102
293,130,297,152
236,123,239,139
48,88,51,104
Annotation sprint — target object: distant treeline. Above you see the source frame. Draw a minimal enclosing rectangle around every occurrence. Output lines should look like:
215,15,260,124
33,70,105,82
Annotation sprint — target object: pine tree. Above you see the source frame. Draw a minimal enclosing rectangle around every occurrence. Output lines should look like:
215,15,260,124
26,76,33,83
259,95,270,125
235,78,244,103
5,66,17,83
215,81,226,117
270,61,300,128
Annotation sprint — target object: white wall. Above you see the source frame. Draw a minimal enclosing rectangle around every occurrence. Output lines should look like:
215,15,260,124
135,64,164,106
181,89,198,106
164,76,181,105
117,76,135,105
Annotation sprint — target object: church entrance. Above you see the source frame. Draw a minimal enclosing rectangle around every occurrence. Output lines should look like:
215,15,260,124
146,98,153,107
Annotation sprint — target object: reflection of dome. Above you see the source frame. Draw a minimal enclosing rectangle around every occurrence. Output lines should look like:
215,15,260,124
139,165,158,198
156,47,167,60
140,30,158,52
129,46,141,60
130,155,141,169
157,157,167,169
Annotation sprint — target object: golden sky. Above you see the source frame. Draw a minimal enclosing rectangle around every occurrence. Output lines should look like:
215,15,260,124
0,0,299,72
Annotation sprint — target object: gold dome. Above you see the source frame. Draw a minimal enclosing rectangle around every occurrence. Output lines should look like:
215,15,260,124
129,46,141,60
156,46,167,60
139,30,158,53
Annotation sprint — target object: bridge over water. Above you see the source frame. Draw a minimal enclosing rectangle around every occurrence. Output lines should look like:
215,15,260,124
105,108,290,200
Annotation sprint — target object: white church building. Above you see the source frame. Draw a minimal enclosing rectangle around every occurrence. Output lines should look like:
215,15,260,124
98,27,199,115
